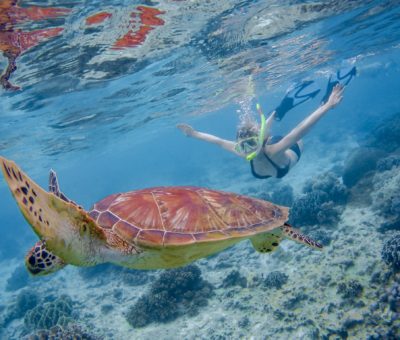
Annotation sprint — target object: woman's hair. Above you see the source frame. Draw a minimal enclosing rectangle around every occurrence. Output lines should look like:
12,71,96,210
236,125,259,140
236,113,259,140
236,99,259,140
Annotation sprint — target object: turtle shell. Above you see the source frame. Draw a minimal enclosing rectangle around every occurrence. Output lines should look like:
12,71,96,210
88,186,288,248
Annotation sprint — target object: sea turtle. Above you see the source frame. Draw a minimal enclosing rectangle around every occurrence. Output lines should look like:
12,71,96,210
0,156,322,276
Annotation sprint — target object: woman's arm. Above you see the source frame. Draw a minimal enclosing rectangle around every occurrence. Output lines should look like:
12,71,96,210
263,110,276,142
177,124,240,155
266,84,344,155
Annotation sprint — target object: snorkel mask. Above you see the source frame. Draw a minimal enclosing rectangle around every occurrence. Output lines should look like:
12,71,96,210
233,103,266,161
234,103,273,161
234,104,266,161
235,136,259,154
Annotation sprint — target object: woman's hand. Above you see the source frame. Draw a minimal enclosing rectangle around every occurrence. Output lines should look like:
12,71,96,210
177,123,195,137
326,84,344,108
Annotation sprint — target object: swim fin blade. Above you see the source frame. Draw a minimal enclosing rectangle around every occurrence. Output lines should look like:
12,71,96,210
321,66,357,104
274,80,320,121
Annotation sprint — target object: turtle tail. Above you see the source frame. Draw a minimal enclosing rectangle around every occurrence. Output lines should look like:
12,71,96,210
281,222,323,250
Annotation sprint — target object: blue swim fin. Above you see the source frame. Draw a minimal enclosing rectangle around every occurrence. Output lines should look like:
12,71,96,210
321,66,356,104
274,80,320,121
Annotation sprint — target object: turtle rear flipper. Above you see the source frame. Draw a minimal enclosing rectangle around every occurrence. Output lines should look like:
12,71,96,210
282,223,323,249
26,241,66,276
251,231,283,253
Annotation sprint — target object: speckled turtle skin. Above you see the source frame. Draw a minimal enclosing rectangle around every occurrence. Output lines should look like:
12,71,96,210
88,186,288,248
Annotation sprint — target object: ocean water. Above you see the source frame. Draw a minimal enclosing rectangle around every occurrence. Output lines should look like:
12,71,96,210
1,1,400,339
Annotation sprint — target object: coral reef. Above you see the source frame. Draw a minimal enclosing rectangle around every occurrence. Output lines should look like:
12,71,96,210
367,328,399,340
282,293,310,310
79,264,150,286
24,295,75,331
263,271,288,289
386,280,400,313
377,154,400,172
342,147,386,188
1,289,39,327
343,113,400,189
270,184,294,207
290,172,348,227
378,220,400,233
382,233,400,270
243,183,294,207
112,288,123,300
127,291,177,327
290,191,340,226
27,324,101,340
290,190,328,226
100,304,113,314
121,268,151,286
365,273,400,339
237,316,250,328
303,171,348,205
308,230,332,246
337,280,363,300
371,167,400,230
364,112,400,153
126,265,213,328
6,264,30,291
221,270,247,288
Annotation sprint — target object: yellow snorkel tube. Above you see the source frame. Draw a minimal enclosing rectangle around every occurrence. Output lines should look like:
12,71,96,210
246,103,266,161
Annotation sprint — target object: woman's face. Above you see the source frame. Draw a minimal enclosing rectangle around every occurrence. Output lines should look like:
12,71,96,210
235,126,260,154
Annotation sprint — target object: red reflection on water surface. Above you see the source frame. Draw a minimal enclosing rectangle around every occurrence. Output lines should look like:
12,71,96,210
0,0,70,90
85,12,112,26
112,6,165,49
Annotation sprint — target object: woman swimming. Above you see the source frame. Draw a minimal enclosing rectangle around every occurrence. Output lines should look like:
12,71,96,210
177,84,344,179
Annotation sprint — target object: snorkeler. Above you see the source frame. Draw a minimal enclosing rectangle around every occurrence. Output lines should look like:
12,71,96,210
177,84,344,179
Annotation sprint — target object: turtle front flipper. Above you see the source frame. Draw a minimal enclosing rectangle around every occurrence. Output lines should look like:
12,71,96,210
281,223,323,250
26,241,66,276
0,156,106,268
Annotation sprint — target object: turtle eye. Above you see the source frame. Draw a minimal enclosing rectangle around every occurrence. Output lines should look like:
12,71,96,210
79,223,88,236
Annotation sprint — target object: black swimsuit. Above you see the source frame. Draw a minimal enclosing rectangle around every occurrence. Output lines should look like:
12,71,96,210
250,136,301,179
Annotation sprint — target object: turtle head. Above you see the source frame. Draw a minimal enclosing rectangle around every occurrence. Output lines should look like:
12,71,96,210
0,156,107,268
25,240,66,276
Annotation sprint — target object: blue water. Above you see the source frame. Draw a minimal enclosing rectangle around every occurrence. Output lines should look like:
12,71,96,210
1,1,400,339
